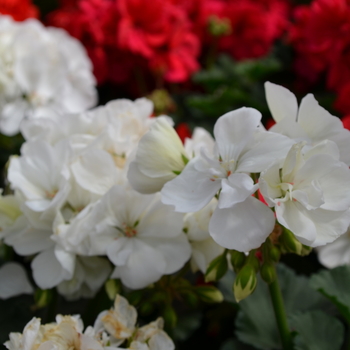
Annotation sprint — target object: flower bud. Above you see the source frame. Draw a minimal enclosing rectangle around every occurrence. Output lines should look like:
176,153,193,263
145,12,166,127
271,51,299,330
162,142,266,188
230,250,246,269
34,289,53,309
207,16,232,37
163,304,177,328
196,285,224,303
233,265,257,303
260,262,277,284
105,279,121,301
205,252,228,282
147,89,176,116
280,228,303,255
269,246,281,263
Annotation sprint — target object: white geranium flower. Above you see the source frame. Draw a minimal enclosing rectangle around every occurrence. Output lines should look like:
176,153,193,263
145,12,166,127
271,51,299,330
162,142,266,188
265,81,350,165
317,227,350,268
8,139,71,222
0,191,22,232
260,142,350,247
0,16,97,136
161,107,294,251
95,294,137,345
183,199,224,273
0,262,33,299
4,315,108,350
87,185,191,289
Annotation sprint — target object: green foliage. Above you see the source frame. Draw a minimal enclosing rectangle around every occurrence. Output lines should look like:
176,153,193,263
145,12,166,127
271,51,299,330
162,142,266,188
289,311,344,350
233,264,330,350
172,312,202,342
221,338,258,350
205,250,228,282
310,265,350,323
186,54,282,121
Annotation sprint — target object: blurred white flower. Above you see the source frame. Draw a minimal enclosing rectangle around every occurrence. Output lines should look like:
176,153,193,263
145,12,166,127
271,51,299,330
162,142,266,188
0,15,97,136
0,262,33,299
4,315,109,350
317,227,350,268
265,81,350,165
260,142,350,247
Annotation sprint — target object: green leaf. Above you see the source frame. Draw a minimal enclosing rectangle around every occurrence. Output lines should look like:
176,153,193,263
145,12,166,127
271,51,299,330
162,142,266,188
235,264,330,350
172,312,202,341
289,311,344,350
221,338,258,350
310,265,350,323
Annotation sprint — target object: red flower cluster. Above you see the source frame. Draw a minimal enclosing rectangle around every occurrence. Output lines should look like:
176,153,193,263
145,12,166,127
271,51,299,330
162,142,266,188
0,0,39,21
290,0,350,114
48,0,289,87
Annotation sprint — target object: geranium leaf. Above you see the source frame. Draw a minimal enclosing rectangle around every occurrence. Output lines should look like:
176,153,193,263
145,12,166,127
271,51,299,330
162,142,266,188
310,265,350,323
289,311,344,350
235,264,330,350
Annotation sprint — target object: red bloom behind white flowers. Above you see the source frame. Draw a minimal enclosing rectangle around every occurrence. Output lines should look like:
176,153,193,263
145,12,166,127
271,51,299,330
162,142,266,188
0,0,39,21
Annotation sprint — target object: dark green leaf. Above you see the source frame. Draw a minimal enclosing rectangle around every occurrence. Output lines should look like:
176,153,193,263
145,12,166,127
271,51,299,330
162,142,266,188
221,338,258,350
310,265,350,323
289,311,344,350
235,264,330,350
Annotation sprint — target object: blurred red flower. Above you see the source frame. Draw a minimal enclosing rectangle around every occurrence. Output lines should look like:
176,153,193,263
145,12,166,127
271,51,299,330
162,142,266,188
0,0,39,21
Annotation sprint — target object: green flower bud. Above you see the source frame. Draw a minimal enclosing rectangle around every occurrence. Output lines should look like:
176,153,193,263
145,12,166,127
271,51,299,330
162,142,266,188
205,252,228,282
105,279,121,301
280,228,303,255
230,250,246,269
269,246,281,263
34,289,53,309
301,244,312,256
233,265,257,303
147,89,176,115
196,285,224,303
207,16,232,37
260,263,277,284
163,304,177,328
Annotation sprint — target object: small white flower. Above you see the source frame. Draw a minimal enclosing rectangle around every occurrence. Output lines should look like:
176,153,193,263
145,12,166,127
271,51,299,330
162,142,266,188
265,81,350,165
87,185,191,289
0,16,97,136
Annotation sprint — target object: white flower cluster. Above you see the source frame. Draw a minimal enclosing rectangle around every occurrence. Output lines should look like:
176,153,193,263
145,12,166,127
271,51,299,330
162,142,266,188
129,82,350,253
0,15,97,136
4,294,174,350
0,97,222,298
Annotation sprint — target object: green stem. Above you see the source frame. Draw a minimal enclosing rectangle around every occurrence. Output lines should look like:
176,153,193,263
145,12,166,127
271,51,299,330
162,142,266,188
268,271,293,350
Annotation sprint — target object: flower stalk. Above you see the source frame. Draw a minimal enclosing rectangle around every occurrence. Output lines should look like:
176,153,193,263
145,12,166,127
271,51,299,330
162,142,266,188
268,269,293,350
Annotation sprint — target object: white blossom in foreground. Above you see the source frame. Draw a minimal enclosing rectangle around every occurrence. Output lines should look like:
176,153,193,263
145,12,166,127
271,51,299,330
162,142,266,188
93,295,175,350
317,227,350,268
86,185,191,289
94,294,137,345
183,199,224,273
161,107,294,251
265,81,350,165
4,315,111,350
0,15,97,136
0,262,33,299
260,142,350,247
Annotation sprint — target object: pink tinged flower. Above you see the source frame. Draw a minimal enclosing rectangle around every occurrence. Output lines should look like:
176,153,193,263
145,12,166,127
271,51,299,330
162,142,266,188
260,142,350,247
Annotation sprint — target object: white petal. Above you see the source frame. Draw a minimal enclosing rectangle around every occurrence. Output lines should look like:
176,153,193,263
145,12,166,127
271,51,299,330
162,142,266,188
265,82,298,123
0,262,33,299
107,237,133,266
275,201,317,245
161,158,221,213
218,173,258,208
116,239,167,289
209,196,275,251
214,107,261,161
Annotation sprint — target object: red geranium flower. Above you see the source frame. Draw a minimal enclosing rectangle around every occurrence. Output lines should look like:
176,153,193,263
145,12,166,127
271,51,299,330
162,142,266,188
0,0,39,21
